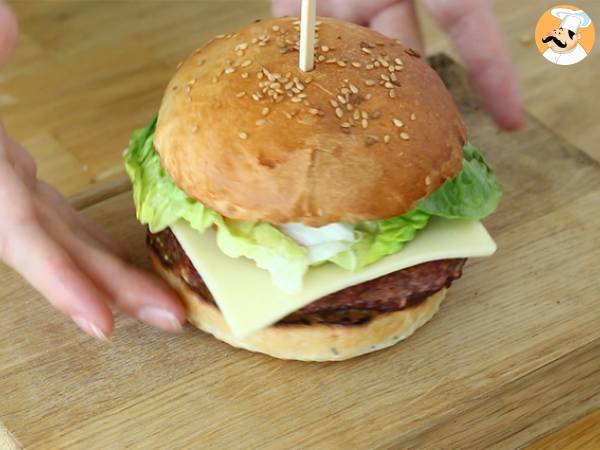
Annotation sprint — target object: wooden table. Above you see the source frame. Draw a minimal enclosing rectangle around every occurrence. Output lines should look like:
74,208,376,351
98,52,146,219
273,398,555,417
1,1,599,448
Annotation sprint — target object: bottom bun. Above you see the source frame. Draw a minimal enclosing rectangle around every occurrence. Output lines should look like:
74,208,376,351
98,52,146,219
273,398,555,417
150,253,446,362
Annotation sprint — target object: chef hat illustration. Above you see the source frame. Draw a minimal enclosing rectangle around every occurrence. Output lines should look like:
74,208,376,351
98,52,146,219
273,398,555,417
551,8,592,33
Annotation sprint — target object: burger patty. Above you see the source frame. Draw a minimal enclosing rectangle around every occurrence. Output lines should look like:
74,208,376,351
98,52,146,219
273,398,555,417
147,228,466,326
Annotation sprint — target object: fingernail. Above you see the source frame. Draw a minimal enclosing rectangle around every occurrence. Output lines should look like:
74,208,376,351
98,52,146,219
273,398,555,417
72,316,109,341
138,307,183,333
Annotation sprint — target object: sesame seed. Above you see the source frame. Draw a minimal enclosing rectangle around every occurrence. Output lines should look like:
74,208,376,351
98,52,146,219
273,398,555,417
411,113,417,121
390,73,398,82
389,89,396,98
395,58,403,65
296,81,305,90
349,84,359,94
346,103,354,111
337,95,347,104
241,72,249,79
272,25,280,32
318,55,326,62
384,135,391,144
336,108,344,118
239,132,248,140
236,91,246,98
308,108,321,115
361,48,372,54
361,111,368,120
352,61,362,68
353,110,360,120
393,118,404,128
425,176,432,185
326,58,337,64
374,61,381,68
262,107,270,116
400,132,410,140
337,60,347,67
216,34,226,39
371,111,381,119
330,99,339,108
381,74,391,81
291,97,303,103
241,60,253,67
341,122,351,128
365,94,373,100
341,87,350,95
395,65,403,71
366,136,379,146
362,119,369,129
321,45,330,52
384,82,394,89
224,67,235,75
366,64,374,70
364,80,376,87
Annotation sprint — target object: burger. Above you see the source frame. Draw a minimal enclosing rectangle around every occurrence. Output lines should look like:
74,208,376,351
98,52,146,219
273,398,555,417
124,17,502,361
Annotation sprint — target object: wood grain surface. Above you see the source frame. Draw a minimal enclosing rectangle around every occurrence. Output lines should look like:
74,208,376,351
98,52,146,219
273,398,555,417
1,52,599,449
1,1,599,448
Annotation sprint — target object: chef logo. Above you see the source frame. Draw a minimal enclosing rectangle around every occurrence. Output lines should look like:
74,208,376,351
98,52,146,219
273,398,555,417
535,5,594,65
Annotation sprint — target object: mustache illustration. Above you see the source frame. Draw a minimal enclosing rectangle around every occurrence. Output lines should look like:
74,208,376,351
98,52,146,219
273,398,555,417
542,35,567,48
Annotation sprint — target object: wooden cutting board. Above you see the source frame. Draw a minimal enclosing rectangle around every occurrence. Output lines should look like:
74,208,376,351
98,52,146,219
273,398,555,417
1,55,599,450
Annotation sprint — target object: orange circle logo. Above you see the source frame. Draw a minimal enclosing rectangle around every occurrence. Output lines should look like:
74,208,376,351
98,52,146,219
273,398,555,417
535,4,595,65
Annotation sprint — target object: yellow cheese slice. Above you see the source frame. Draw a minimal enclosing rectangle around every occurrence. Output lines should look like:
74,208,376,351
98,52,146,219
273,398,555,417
171,218,497,338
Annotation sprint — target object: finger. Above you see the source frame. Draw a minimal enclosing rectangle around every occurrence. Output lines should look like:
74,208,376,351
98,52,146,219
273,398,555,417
37,202,186,333
0,122,37,192
36,181,127,259
0,0,18,66
369,0,424,53
0,157,113,339
2,218,114,340
5,138,38,190
422,0,523,130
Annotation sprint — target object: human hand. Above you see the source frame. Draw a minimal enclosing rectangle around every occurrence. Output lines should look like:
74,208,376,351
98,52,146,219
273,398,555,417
272,0,524,130
0,3,186,340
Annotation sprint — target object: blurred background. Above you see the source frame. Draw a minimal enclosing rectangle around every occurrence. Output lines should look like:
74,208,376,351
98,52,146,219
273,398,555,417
1,0,598,198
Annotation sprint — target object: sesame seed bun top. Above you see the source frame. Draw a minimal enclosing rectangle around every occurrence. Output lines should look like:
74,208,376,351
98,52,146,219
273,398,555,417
154,16,467,226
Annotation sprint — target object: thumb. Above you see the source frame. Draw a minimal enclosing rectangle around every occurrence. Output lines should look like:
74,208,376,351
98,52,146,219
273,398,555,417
0,1,18,66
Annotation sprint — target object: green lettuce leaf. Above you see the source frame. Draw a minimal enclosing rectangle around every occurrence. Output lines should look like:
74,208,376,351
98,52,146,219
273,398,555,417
125,118,502,292
416,142,503,220
330,211,430,271
124,118,308,293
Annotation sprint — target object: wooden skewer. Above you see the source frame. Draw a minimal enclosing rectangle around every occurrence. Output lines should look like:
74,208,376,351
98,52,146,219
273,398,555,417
299,0,317,72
